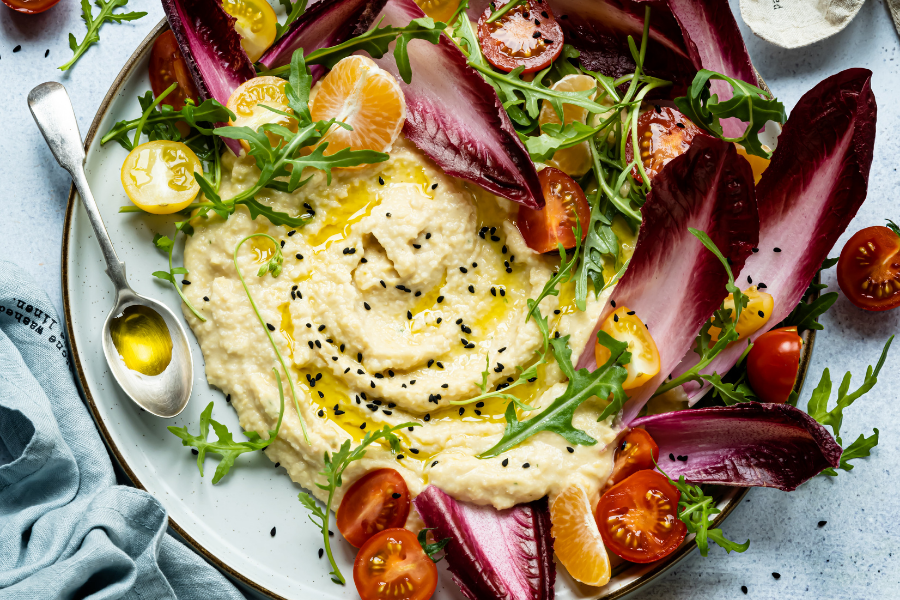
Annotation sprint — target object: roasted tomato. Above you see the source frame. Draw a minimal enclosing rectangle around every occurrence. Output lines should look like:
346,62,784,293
837,223,900,312
354,528,438,600
625,105,703,182
603,428,660,491
336,468,411,548
149,31,200,111
596,470,686,563
1,0,59,14
746,326,802,404
477,0,563,73
517,167,590,254
594,306,661,390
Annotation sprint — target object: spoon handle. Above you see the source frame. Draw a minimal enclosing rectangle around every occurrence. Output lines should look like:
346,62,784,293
28,81,130,293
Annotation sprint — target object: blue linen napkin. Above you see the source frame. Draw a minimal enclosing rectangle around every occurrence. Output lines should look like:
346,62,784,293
0,260,246,600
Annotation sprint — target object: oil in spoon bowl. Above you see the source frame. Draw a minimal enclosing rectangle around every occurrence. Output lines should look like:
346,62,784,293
109,305,174,376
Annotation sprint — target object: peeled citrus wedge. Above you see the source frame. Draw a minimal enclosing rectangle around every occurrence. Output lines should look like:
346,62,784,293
227,76,297,151
310,55,406,157
538,74,597,177
550,485,611,587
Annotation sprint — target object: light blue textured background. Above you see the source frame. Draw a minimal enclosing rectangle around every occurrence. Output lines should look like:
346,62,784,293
0,0,897,598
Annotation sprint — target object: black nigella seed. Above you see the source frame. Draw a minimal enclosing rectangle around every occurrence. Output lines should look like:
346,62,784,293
502,458,509,467
409,381,415,385
522,463,530,468
436,318,442,324
306,323,312,328
370,381,376,388
758,310,765,317
669,453,676,461
308,341,314,349
498,347,506,353
751,247,759,253
386,213,392,218
741,586,748,594
462,325,471,334
13,45,21,53
275,462,280,468
378,176,385,185
534,18,540,25
270,527,276,537
334,410,344,415
360,258,367,263
543,38,553,44
460,266,468,273
296,253,303,260
426,233,432,239
441,384,448,389
468,285,475,293
280,240,285,248
774,247,782,252
459,407,465,416
374,374,384,380
491,235,501,242
677,455,688,462
424,413,431,421
315,340,322,348
428,359,435,367
523,10,529,17
380,280,386,288
818,520,827,527
182,280,191,285
358,353,363,361
560,13,567,17
203,296,210,302
476,401,484,408
490,226,497,235
340,344,345,352
266,323,275,331
474,410,482,415
437,295,444,303
654,104,662,114
432,183,438,190
45,49,50,57
288,230,296,236
491,287,497,296
397,454,405,460
392,492,402,499
436,362,444,369
388,402,396,408
758,282,768,289
431,460,438,467
318,548,324,559
318,409,325,417
567,447,574,453
772,573,781,580
344,367,350,374
367,404,378,411
541,10,548,16
676,122,685,129
554,310,560,315
613,314,619,323
191,448,199,455
408,310,413,320
382,410,392,415
318,324,326,332
410,448,419,454
357,369,364,375
748,276,753,284
360,422,366,429
627,310,635,315
413,244,421,249
389,370,395,377
226,394,231,403
318,391,324,398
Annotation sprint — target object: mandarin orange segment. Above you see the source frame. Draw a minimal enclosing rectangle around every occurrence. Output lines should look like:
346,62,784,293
538,74,597,177
310,55,406,158
550,485,611,587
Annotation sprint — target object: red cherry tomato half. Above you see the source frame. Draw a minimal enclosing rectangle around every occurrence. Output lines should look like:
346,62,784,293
1,0,59,14
336,468,411,548
746,326,802,404
353,528,438,600
149,31,200,111
516,167,591,254
837,224,900,312
603,428,660,492
625,105,704,182
596,470,686,564
477,0,564,73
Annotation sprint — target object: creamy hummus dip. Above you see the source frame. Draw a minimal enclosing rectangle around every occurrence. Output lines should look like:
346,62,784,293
182,137,634,511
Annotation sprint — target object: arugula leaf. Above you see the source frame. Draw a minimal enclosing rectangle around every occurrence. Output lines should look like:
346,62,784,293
234,234,310,444
276,0,308,40
264,18,446,84
658,463,750,556
806,336,892,437
101,93,234,151
822,429,880,476
298,423,418,584
60,0,147,71
701,372,755,405
417,528,451,563
478,329,630,458
782,257,840,332
152,226,206,322
525,223,583,324
523,121,599,162
168,368,286,483
674,69,786,158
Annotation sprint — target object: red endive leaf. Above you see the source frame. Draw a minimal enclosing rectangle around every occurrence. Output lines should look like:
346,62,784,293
161,0,255,156
258,0,388,85
574,135,759,424
414,486,555,600
371,0,544,208
675,68,877,404
631,402,843,491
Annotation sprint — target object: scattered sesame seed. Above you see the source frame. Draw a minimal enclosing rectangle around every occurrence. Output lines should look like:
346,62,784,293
611,300,616,307
306,323,312,328
566,447,574,453
318,409,325,417
426,233,432,239
386,213,391,218
226,394,231,403
613,314,619,322
460,266,468,273
468,285,475,293
383,410,392,415
498,347,506,353
318,391,324,398
361,258,367,263
476,401,484,408
280,240,285,248
474,410,482,415
774,247,782,252
436,362,444,369
437,295,444,303
318,548,324,558
676,122,685,129
502,458,509,467
669,453,676,461
541,10,548,16
408,310,413,320
459,407,465,415
431,460,438,467
424,413,431,421
275,462,280,468
191,448,199,455
758,310,765,317
13,45,21,53
554,310,560,315
491,235,501,242
501,245,508,254
397,454,405,460
741,586,748,594
378,176,385,185
288,230,296,236
747,276,753,284
758,282,767,289
315,340,321,348
522,463,530,468
203,296,210,301
360,422,367,429
182,280,191,285
432,183,438,190
534,18,540,25
818,520,827,527
410,448,419,454
318,324,326,332
266,323,275,331
370,381,376,388
358,353,363,361
45,49,49,57
772,573,781,580
344,368,350,373
654,104,662,114
413,244,421,249
751,247,759,253
389,370,395,377
491,287,497,296
296,253,303,260
677,455,688,462
358,369,364,375
392,492,401,499
308,341,314,349
436,317,442,324
543,38,553,44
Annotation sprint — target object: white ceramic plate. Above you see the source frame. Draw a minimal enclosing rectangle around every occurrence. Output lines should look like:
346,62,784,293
63,19,808,600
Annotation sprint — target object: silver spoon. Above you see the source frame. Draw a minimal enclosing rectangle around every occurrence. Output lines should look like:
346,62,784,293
28,81,193,418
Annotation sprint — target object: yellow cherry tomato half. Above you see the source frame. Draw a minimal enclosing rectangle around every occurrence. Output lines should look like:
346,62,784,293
708,286,774,343
121,141,201,215
595,306,661,390
227,76,296,152
221,0,277,62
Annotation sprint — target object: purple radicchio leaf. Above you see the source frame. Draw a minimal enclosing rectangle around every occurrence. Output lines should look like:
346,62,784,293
258,0,387,86
631,402,843,491
674,68,877,405
370,0,544,208
574,135,759,425
161,0,255,156
414,485,555,600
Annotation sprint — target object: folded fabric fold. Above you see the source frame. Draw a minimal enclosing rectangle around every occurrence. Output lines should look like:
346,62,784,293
0,260,244,600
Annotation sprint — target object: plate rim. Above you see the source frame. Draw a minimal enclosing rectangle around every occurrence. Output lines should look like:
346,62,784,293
60,18,817,600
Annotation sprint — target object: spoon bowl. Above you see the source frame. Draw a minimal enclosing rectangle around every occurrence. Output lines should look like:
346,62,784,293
29,81,193,418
